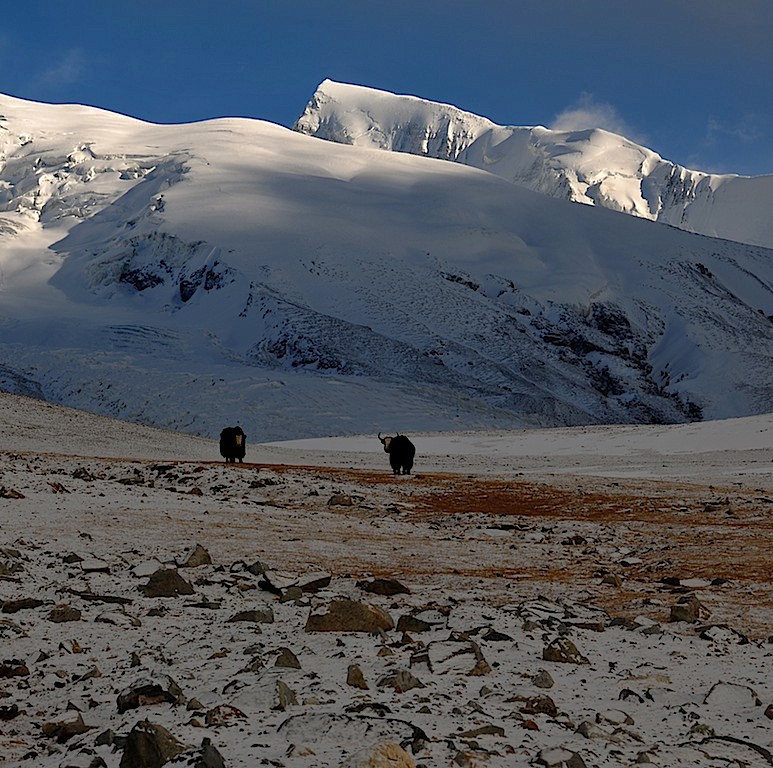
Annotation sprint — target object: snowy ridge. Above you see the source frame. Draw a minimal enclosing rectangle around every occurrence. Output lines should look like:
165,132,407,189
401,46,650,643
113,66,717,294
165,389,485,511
0,90,772,440
295,80,773,249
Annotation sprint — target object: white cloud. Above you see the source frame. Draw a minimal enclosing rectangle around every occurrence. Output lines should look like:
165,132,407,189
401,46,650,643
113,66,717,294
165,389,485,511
706,115,763,145
550,92,637,139
36,48,86,88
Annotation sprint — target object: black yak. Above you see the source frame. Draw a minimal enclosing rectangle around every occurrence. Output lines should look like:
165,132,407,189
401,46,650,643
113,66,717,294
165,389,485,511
378,432,415,475
220,426,246,463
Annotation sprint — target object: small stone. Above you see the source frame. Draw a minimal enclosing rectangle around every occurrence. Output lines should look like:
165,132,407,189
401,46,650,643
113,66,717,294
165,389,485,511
340,740,416,768
227,607,274,624
204,704,247,726
117,678,184,714
168,737,226,768
508,693,558,717
532,669,555,689
457,724,506,738
669,594,710,623
0,703,20,720
279,586,305,603
0,659,30,678
396,615,433,633
328,493,354,506
346,664,369,690
47,604,82,623
41,712,93,743
542,637,590,665
377,668,425,693
274,679,297,710
81,557,110,573
296,572,332,593
120,720,189,768
305,598,394,633
274,647,301,669
2,598,45,613
140,569,194,598
179,544,212,568
357,577,411,596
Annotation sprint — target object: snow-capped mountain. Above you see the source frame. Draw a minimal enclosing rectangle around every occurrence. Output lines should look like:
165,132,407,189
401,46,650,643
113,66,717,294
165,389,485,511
0,89,772,441
295,80,773,250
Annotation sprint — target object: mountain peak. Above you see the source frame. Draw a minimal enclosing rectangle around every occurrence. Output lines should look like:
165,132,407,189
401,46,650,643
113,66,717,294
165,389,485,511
295,80,773,249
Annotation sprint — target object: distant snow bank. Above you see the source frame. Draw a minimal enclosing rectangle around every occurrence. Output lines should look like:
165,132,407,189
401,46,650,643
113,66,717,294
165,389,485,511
2,391,771,489
0,393,214,460
262,413,773,488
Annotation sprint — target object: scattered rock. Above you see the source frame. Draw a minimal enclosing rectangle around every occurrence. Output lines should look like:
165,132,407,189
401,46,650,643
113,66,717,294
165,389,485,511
532,669,555,689
576,719,616,742
396,615,433,633
509,694,558,717
340,740,416,768
259,569,301,595
47,604,82,623
179,544,212,568
275,679,298,710
347,663,369,690
536,747,587,767
167,737,226,768
357,577,411,596
328,493,355,506
274,647,301,669
697,624,749,644
80,557,110,573
205,703,247,726
2,597,45,613
0,659,30,678
669,594,711,623
377,668,425,693
427,633,491,675
0,703,20,720
297,571,333,593
227,607,274,624
542,637,590,665
279,586,305,603
117,677,185,714
305,598,394,633
119,720,190,768
95,610,142,627
41,711,94,743
140,569,195,598
458,724,506,738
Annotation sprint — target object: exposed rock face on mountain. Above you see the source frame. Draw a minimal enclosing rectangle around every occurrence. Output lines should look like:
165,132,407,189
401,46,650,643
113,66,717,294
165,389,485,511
0,89,771,439
295,80,773,250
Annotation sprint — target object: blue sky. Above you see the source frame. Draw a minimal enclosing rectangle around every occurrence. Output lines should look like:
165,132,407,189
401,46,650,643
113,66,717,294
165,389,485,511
2,1,772,175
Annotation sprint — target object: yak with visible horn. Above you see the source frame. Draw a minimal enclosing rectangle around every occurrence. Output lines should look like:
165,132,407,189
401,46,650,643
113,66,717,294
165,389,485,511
378,432,415,475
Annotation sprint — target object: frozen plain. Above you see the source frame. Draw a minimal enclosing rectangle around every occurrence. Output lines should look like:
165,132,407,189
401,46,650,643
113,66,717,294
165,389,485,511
1,393,772,767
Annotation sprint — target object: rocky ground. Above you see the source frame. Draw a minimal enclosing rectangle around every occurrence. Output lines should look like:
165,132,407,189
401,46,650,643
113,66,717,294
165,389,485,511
2,442,772,767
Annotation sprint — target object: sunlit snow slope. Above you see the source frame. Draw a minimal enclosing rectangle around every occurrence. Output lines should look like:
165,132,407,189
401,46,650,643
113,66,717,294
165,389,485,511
0,91,772,441
295,80,773,250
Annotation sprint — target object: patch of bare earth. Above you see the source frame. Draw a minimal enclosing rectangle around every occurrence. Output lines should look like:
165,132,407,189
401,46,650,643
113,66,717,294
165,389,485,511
264,464,773,639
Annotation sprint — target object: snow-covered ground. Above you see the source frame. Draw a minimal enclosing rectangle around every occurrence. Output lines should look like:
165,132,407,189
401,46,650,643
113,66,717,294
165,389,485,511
1,394,772,767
